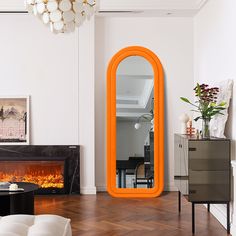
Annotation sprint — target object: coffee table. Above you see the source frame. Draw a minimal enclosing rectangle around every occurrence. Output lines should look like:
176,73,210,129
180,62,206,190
0,182,39,216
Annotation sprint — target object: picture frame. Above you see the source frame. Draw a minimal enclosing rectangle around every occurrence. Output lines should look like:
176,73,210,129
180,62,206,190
0,96,30,145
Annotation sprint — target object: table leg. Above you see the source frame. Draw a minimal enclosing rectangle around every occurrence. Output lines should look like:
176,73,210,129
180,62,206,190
192,203,195,234
178,191,181,212
11,191,34,215
120,170,126,188
118,170,122,188
0,196,10,216
227,202,230,234
207,203,210,212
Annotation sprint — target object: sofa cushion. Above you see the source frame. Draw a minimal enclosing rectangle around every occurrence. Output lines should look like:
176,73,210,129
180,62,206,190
0,215,71,236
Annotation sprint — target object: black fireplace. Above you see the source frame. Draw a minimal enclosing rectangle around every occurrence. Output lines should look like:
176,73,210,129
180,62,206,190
0,146,80,194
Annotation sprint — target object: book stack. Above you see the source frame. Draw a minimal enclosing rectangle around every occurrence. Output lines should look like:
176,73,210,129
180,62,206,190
0,182,24,192
0,182,10,189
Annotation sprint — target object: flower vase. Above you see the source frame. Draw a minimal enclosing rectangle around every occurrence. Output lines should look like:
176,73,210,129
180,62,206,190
202,118,211,139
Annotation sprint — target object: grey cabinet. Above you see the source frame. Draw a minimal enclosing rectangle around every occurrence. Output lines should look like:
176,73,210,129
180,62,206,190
174,134,230,202
174,134,231,234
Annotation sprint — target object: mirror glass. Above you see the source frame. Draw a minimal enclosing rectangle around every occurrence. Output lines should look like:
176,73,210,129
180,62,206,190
116,56,154,189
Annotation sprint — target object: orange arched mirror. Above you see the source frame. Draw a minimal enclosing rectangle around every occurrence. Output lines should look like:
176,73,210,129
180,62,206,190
107,46,164,197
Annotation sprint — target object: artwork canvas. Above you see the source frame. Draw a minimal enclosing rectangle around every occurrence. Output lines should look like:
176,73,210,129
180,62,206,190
210,79,233,138
0,96,30,145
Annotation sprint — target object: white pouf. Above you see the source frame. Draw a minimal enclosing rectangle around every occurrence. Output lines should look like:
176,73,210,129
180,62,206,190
0,215,72,236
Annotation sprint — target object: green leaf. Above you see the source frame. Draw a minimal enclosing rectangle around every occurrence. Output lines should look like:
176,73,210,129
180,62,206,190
196,83,201,97
214,107,226,110
194,116,201,122
218,101,226,106
209,110,225,117
210,102,216,107
180,97,191,103
191,110,201,113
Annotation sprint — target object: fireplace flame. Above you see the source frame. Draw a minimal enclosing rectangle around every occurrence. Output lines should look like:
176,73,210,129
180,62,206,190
0,164,64,189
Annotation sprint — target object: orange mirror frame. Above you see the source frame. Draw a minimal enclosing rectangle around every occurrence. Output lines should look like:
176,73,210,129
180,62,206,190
107,46,164,198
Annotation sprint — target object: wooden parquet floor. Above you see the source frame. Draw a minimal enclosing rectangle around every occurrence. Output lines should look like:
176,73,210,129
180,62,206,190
35,192,230,236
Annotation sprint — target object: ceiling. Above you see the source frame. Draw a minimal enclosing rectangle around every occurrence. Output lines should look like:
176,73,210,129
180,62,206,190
98,0,209,17
116,56,154,118
0,0,208,17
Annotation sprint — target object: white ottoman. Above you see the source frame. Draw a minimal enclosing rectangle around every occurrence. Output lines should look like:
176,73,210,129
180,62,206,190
0,215,72,236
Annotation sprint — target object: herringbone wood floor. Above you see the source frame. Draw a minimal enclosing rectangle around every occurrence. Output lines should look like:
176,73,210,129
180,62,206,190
35,192,230,236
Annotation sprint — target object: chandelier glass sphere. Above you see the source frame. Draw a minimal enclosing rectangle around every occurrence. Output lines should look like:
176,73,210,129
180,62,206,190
25,0,96,34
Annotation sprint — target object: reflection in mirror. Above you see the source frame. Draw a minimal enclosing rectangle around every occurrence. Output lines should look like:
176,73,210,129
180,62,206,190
116,56,154,189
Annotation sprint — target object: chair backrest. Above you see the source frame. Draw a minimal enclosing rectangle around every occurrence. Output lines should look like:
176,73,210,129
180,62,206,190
135,163,145,178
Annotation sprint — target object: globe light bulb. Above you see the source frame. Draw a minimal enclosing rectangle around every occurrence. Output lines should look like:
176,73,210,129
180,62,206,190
134,123,141,130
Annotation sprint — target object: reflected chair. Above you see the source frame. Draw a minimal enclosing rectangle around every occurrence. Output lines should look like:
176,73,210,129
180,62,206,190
133,163,153,188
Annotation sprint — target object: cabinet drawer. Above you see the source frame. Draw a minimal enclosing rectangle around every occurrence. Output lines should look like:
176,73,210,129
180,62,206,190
189,140,230,160
189,159,229,171
189,184,230,202
189,170,230,185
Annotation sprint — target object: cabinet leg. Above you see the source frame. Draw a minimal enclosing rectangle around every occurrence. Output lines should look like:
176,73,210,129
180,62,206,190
178,191,181,212
192,203,195,234
227,202,230,234
207,203,210,212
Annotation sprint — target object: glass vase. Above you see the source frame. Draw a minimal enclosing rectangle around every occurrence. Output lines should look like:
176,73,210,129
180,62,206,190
202,118,211,139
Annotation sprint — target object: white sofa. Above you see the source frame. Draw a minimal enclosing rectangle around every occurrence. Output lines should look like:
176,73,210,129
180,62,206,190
0,215,72,236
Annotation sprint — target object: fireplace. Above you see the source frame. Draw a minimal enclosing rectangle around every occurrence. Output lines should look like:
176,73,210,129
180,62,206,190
0,146,80,194
0,160,65,191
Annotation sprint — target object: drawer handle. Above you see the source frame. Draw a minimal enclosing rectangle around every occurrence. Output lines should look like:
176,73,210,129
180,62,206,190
189,190,196,194
189,147,196,151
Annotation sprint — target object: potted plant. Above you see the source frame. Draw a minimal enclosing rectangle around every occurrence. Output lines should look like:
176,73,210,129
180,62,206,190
180,83,226,138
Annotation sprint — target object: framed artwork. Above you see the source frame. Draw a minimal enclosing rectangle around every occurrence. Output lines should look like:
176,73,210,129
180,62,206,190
0,96,30,145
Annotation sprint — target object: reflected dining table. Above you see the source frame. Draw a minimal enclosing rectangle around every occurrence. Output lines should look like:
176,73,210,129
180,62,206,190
116,157,144,188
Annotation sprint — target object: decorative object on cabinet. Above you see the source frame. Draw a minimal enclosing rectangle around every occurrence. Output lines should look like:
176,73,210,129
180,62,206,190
25,0,96,34
174,134,230,234
0,96,30,145
186,119,195,136
210,79,233,138
178,113,189,134
107,46,164,198
180,83,226,138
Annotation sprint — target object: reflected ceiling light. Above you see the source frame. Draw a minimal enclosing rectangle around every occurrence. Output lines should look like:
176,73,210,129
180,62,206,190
24,0,96,34
134,114,153,130
134,98,154,130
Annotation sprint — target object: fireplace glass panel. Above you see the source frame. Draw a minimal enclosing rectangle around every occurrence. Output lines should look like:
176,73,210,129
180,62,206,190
0,161,64,189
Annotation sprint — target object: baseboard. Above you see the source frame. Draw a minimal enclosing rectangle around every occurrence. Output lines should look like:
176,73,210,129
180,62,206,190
96,185,107,192
80,186,97,195
164,182,178,191
231,222,236,236
206,204,228,229
96,183,177,192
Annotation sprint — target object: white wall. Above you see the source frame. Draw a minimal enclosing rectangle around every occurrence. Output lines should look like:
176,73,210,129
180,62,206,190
0,14,79,145
116,121,151,160
95,16,194,191
0,13,194,195
0,13,96,194
194,0,236,230
78,17,96,194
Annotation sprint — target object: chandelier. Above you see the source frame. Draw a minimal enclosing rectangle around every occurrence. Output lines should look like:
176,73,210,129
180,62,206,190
25,0,96,34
